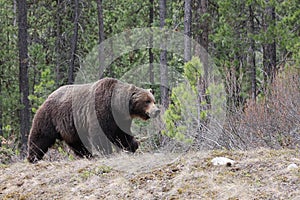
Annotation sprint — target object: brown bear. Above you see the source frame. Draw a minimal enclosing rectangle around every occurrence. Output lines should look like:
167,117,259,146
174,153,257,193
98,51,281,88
27,77,160,163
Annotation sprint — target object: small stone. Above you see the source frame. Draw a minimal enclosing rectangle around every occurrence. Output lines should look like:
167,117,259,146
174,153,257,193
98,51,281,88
287,163,298,170
211,157,235,166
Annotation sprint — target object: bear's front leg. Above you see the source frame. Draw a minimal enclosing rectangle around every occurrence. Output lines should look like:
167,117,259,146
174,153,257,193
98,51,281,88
113,127,139,153
123,135,139,153
27,132,57,163
27,117,59,163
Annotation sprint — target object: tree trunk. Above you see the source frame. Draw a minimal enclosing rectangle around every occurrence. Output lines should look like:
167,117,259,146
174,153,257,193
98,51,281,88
68,0,79,84
184,0,192,62
55,0,62,86
249,5,256,101
263,2,276,85
0,62,3,147
17,0,30,157
97,0,112,153
196,0,209,105
159,0,168,108
198,0,208,71
149,0,154,84
97,0,105,79
108,38,115,77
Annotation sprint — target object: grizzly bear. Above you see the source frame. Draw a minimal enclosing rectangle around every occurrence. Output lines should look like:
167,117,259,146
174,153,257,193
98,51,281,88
27,78,160,163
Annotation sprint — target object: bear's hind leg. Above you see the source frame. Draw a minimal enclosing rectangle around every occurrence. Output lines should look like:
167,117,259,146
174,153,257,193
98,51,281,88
66,141,92,158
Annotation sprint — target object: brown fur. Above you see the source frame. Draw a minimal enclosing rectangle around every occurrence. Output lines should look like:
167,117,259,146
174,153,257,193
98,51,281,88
27,78,159,163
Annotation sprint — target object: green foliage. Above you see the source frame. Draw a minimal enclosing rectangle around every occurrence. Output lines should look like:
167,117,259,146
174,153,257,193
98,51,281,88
78,165,112,180
162,57,226,144
0,0,20,139
162,57,204,143
57,146,74,161
29,69,55,113
276,0,300,64
162,85,193,143
211,0,300,105
0,146,16,164
183,57,203,93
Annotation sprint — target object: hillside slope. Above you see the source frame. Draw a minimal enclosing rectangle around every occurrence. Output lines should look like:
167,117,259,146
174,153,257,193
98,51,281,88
0,148,299,200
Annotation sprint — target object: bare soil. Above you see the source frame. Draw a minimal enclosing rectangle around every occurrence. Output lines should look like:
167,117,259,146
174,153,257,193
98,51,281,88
1,148,299,200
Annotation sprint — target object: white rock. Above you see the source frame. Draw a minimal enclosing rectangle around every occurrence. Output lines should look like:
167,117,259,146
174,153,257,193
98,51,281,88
211,157,235,166
287,163,298,170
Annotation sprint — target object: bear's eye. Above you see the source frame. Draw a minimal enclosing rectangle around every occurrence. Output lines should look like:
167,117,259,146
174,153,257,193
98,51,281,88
146,100,151,104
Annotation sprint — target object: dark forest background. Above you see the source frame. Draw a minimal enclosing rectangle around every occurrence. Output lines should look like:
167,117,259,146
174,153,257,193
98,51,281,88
0,0,299,157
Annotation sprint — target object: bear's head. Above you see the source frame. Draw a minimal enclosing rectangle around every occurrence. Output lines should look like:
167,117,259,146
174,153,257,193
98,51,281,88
129,88,160,120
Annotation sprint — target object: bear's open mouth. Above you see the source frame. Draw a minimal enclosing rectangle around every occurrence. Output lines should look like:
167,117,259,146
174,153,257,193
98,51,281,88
144,112,151,119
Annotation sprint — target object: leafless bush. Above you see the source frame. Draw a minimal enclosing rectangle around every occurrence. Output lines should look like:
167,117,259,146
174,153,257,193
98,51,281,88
224,67,300,149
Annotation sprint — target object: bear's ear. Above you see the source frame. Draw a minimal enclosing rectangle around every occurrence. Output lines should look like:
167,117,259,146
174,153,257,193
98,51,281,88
147,89,154,95
129,85,137,98
131,91,136,98
128,85,137,96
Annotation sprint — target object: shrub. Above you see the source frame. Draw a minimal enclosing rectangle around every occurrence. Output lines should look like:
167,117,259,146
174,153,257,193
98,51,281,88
224,66,300,149
161,57,226,150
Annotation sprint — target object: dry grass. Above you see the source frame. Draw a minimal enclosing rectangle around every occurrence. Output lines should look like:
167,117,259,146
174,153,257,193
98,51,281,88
0,148,299,200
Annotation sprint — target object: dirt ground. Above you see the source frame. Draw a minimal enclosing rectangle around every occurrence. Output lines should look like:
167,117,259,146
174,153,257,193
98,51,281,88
0,148,299,200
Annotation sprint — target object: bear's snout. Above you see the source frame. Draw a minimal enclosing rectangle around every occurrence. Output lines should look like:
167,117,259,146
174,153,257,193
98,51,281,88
147,107,160,118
